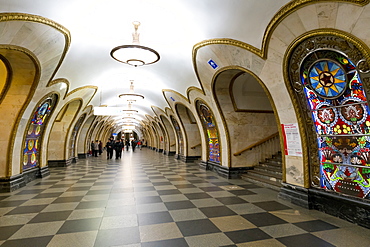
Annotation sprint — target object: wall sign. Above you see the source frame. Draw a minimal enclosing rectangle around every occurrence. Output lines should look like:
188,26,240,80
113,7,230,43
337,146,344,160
208,59,218,69
281,123,302,157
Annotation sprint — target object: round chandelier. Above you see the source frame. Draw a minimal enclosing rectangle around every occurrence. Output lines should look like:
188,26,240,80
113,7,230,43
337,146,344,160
119,80,144,103
110,21,160,67
121,102,138,113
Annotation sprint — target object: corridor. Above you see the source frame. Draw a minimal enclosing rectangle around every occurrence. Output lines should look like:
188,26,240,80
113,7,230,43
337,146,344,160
0,149,369,247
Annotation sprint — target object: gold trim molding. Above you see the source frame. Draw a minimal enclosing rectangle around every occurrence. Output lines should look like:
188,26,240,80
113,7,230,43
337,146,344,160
0,13,71,84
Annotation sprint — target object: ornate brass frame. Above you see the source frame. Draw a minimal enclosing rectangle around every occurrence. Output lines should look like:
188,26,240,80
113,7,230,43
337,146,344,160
283,29,370,188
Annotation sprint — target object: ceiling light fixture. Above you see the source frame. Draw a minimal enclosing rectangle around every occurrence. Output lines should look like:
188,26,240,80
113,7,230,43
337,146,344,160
110,21,160,67
121,102,138,113
119,80,144,103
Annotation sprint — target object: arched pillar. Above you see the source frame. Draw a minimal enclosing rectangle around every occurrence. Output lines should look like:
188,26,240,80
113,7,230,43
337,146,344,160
175,103,202,162
77,115,95,158
160,115,176,156
47,99,82,167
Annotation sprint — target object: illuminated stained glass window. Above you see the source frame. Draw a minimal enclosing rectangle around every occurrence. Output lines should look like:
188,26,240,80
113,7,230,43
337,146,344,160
300,49,370,199
171,116,183,155
23,94,57,170
196,101,220,163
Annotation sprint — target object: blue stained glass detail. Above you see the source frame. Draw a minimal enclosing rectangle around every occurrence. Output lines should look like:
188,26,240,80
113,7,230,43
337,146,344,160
308,60,347,99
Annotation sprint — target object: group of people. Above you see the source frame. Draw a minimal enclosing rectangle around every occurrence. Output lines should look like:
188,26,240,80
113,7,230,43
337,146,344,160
90,140,103,157
90,137,144,159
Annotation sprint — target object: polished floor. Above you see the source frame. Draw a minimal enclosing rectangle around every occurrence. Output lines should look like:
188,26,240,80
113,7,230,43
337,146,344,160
0,148,370,247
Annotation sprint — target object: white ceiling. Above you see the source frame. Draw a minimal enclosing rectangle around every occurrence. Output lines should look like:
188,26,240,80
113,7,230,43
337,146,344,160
0,0,289,124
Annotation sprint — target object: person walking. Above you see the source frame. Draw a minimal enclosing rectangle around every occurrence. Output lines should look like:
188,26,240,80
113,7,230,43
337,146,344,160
114,140,123,159
93,140,99,157
131,139,137,152
125,139,130,151
90,141,94,156
106,138,114,159
98,141,103,155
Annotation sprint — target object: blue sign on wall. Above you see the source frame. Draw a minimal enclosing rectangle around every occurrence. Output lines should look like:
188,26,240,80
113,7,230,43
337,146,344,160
208,59,218,69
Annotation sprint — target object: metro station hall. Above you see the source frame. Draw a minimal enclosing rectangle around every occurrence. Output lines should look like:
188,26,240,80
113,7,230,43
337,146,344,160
1,1,370,246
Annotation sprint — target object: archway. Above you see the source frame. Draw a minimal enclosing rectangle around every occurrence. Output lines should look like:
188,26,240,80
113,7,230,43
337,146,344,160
213,68,280,180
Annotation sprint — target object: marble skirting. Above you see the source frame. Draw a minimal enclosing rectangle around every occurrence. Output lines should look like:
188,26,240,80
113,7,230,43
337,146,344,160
163,150,176,156
180,155,201,163
199,160,251,179
279,183,370,229
48,158,73,167
78,153,87,159
0,166,50,193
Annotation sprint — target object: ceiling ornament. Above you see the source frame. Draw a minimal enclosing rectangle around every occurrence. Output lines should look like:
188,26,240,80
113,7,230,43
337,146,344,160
110,21,160,67
119,80,144,103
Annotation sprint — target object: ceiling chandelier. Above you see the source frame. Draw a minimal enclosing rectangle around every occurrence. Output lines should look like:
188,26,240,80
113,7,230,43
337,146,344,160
121,102,138,113
119,80,144,103
110,21,160,67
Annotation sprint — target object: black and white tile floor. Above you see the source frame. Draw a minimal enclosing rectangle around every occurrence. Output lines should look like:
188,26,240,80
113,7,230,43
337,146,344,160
1,148,369,247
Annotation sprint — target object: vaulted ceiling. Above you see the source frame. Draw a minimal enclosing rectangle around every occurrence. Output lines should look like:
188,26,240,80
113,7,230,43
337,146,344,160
0,0,289,126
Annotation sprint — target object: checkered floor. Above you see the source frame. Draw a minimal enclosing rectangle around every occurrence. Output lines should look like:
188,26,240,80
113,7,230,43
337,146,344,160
1,148,370,247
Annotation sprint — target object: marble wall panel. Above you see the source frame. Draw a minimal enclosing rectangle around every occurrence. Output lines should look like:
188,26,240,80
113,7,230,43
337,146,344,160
316,2,339,28
285,155,304,186
271,22,296,48
351,15,370,46
250,53,265,76
336,3,363,33
296,4,319,31
0,21,24,44
281,12,306,37
269,35,289,57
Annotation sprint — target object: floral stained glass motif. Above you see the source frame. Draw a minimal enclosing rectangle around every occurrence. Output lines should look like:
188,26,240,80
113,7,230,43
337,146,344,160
196,101,220,163
23,95,57,170
300,50,370,199
171,116,183,155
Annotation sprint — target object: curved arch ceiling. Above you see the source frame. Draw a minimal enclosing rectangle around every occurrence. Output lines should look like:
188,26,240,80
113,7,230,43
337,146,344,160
0,0,289,126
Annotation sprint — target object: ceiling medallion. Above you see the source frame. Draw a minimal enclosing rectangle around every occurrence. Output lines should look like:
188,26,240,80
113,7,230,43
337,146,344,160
119,80,144,103
110,21,160,67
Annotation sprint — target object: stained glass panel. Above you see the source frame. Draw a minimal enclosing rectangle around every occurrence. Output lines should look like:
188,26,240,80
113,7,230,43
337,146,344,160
196,101,220,163
23,95,57,170
300,50,370,199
